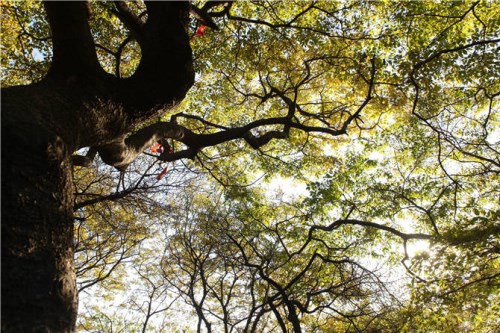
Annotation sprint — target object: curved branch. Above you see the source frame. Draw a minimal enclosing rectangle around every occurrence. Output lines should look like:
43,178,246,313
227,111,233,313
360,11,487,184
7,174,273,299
89,112,349,170
164,115,346,162
113,1,144,44
340,57,376,133
311,219,432,241
171,112,230,130
96,122,185,171
12,6,51,42
413,38,500,72
224,2,381,41
74,183,142,211
440,272,500,297
190,5,219,30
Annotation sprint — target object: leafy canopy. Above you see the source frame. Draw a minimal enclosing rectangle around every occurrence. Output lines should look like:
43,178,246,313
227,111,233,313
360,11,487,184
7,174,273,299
1,0,499,332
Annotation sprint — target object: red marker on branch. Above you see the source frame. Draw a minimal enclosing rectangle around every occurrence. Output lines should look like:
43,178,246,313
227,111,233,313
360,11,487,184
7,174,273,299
157,166,169,180
155,146,174,181
192,25,207,40
150,143,163,153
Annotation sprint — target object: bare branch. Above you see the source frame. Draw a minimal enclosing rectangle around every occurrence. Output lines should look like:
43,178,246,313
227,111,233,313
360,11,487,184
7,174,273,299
413,38,500,72
112,1,144,44
311,219,432,241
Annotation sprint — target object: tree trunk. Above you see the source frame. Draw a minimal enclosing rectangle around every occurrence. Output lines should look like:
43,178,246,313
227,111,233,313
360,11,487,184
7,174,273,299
1,2,194,331
2,86,78,333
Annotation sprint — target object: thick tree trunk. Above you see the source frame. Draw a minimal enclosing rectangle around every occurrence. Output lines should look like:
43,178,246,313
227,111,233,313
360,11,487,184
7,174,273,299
2,86,78,333
1,2,194,331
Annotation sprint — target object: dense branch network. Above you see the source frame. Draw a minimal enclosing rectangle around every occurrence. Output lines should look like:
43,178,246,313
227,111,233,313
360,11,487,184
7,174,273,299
409,38,500,175
74,53,377,171
4,1,499,332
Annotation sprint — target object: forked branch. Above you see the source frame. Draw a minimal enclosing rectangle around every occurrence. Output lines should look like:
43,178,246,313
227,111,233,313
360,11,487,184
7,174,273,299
43,1,103,77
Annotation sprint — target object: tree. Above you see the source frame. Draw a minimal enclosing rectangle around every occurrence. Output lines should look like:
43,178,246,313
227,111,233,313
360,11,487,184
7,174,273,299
2,1,194,331
158,187,407,333
2,1,499,332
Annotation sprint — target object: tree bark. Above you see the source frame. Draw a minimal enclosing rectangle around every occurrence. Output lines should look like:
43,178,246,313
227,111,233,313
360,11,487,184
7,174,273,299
2,85,78,332
1,2,194,332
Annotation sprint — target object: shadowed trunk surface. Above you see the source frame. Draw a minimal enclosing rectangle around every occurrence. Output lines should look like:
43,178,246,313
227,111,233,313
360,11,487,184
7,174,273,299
1,2,194,332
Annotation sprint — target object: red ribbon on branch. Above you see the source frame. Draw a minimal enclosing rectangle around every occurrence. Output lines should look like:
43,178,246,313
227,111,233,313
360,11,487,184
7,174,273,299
150,143,163,153
157,166,169,180
191,25,207,40
150,143,174,180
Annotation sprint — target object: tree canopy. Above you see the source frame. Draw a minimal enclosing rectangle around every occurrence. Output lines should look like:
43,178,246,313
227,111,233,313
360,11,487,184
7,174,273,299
1,1,499,332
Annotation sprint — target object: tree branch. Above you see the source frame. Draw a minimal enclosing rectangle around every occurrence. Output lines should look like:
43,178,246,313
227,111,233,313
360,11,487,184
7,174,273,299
311,219,432,241
95,122,185,171
190,5,219,30
43,1,103,78
413,38,500,72
86,111,350,170
112,1,144,44
121,1,195,120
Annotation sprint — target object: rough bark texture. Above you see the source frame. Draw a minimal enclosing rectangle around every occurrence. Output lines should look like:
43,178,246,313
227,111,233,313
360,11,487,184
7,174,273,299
2,85,78,333
1,2,194,332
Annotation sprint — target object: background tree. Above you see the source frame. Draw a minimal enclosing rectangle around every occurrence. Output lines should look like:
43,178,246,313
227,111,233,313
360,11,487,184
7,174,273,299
1,1,498,332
